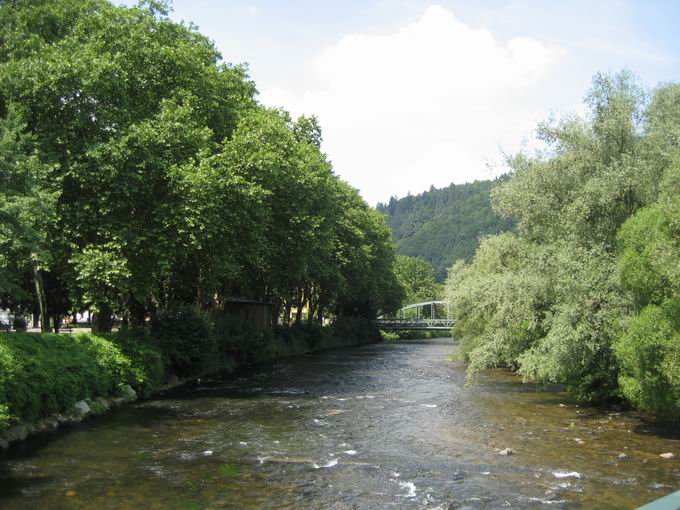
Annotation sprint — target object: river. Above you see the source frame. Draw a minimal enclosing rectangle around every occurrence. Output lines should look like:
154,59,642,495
0,338,678,509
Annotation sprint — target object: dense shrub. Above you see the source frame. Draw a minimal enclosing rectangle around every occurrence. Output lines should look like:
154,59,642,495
113,328,165,397
615,300,680,418
0,316,379,431
12,317,27,332
150,305,213,376
332,317,379,346
381,330,449,341
212,315,264,366
448,234,626,401
0,333,147,426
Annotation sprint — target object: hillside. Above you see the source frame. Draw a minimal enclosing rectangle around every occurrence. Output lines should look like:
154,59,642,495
377,178,513,281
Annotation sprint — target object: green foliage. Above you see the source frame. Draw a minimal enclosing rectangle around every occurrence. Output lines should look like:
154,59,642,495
378,178,513,281
70,243,132,314
615,300,680,418
113,327,165,398
12,317,27,331
0,332,157,426
151,305,213,377
0,0,401,334
380,330,449,341
617,193,680,308
393,255,440,305
446,71,680,413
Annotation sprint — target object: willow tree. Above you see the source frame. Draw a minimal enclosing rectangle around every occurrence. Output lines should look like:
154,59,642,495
447,71,658,402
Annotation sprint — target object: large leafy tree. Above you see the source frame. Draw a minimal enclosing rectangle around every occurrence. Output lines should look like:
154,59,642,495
446,71,661,402
613,84,680,416
393,255,439,305
0,0,404,338
0,106,58,331
0,0,258,330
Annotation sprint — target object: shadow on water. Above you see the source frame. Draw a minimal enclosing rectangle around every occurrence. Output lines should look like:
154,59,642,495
0,405,182,472
631,418,680,440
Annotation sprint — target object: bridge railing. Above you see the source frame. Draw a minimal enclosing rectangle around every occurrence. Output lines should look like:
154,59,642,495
376,318,455,331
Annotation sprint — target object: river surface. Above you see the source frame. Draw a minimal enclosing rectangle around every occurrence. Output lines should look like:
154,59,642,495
1,338,679,509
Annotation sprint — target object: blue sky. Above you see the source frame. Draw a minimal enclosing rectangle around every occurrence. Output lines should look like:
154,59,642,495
119,0,680,204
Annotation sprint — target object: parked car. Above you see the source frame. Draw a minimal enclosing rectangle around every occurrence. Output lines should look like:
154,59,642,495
0,320,11,332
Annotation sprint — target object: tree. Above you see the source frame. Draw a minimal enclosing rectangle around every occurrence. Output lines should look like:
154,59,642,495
393,255,439,305
0,0,258,331
446,71,658,403
0,106,57,332
0,0,404,341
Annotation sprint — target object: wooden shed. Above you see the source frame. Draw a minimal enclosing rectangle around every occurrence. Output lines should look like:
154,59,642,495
222,299,273,330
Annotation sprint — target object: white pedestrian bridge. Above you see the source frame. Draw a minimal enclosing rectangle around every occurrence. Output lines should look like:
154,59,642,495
376,301,455,330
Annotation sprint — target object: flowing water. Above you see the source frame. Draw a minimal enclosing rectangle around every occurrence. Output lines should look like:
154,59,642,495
1,338,678,509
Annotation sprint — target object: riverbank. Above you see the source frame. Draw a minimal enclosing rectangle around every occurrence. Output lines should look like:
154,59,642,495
0,317,379,449
380,329,450,341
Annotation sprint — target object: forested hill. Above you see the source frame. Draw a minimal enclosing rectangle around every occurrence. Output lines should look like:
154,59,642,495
377,178,513,281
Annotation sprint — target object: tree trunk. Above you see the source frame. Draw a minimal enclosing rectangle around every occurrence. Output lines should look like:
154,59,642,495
284,302,292,325
31,260,49,333
92,303,113,333
32,309,40,329
272,301,282,326
308,296,316,326
130,299,146,327
294,288,305,325
52,314,61,334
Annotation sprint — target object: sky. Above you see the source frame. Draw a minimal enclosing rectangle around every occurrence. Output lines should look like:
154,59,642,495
120,0,680,205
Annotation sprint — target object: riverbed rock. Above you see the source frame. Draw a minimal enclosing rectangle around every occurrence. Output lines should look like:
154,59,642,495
73,400,91,417
618,453,628,460
3,425,29,443
33,420,48,434
660,452,674,459
498,447,514,456
121,384,137,402
53,413,71,425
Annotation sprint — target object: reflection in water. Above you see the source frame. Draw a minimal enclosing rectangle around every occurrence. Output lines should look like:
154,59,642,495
0,338,678,509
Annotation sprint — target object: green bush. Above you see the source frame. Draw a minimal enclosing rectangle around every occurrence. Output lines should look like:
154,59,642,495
151,305,213,377
0,314,380,432
332,317,379,345
381,330,450,341
0,332,151,427
0,403,9,430
212,314,264,366
12,317,27,332
615,300,680,419
113,327,165,397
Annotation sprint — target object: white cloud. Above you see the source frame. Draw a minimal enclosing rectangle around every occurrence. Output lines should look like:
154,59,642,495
243,3,260,17
260,4,568,204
